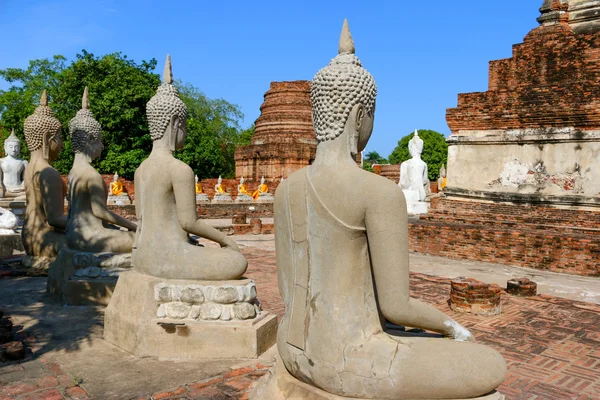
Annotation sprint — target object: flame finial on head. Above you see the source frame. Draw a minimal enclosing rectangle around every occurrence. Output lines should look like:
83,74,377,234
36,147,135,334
5,128,20,145
82,86,90,110
163,54,173,85
339,18,355,54
40,90,48,106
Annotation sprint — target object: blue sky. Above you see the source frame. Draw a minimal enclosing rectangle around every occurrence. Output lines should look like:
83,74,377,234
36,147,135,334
0,0,541,158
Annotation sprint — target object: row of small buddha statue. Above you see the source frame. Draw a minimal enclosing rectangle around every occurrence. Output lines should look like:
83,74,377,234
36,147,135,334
19,20,505,400
194,175,273,202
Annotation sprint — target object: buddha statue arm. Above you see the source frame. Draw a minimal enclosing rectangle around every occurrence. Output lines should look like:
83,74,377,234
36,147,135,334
173,168,240,250
88,177,137,231
39,169,67,231
366,186,473,341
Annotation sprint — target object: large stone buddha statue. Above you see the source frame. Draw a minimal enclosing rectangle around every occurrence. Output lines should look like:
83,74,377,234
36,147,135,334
0,129,28,196
270,20,506,400
66,87,137,253
21,90,67,260
132,55,246,280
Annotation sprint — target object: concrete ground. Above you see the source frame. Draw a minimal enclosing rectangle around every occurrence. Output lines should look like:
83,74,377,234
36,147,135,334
1,233,599,399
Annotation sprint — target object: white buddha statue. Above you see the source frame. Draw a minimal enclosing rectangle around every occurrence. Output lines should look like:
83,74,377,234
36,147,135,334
212,175,232,202
399,130,430,215
0,129,28,197
236,176,253,202
195,174,209,202
107,172,130,205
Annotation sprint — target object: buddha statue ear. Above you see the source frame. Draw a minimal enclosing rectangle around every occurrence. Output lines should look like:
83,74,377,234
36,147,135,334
42,131,51,160
166,114,179,151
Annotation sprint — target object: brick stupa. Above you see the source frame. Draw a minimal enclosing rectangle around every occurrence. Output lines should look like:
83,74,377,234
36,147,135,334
445,0,600,206
234,81,316,181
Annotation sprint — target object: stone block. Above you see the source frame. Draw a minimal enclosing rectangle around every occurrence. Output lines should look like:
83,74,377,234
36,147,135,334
250,218,262,235
107,194,131,205
232,213,247,225
507,278,537,297
47,247,132,306
249,357,505,400
104,270,277,359
449,278,502,316
0,233,23,257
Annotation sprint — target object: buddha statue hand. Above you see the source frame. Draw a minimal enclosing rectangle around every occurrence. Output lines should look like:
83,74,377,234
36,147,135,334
444,319,475,342
220,236,240,252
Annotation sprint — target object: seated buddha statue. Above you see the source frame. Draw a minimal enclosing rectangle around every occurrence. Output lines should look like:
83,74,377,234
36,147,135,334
273,20,506,400
107,172,130,205
133,55,246,280
65,87,137,253
213,175,232,202
236,176,253,202
399,130,430,214
22,90,68,259
110,173,124,196
438,164,447,191
252,176,273,202
0,129,28,198
195,174,209,202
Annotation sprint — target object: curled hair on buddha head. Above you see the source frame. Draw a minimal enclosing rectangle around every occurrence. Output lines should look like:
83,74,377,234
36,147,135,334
69,87,102,154
24,90,62,152
146,54,188,141
310,19,377,143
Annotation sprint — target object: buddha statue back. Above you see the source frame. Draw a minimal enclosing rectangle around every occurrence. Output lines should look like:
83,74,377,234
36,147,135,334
271,20,506,400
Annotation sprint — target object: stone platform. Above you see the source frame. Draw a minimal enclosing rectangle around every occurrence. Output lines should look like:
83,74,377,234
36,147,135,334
0,233,23,257
104,270,277,359
251,357,505,400
47,248,132,306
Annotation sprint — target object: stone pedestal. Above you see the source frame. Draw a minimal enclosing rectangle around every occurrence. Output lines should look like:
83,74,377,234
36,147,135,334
22,255,53,272
195,193,210,203
107,194,131,206
406,200,429,215
236,193,254,203
255,193,274,203
212,193,233,203
104,270,277,359
507,278,537,297
0,233,23,257
450,278,502,316
0,199,26,227
47,248,133,306
250,357,505,400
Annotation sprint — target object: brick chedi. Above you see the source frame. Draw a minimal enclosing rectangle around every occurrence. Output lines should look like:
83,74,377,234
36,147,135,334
234,81,316,182
445,0,600,205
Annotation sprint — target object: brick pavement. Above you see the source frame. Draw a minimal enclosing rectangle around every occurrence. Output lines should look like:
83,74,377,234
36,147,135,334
1,245,599,399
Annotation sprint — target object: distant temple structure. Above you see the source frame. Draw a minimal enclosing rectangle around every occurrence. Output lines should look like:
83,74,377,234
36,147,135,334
445,0,600,206
234,81,316,181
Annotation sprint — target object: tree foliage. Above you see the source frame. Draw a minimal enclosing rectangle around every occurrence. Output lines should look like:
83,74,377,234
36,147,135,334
362,150,387,172
388,130,448,181
0,51,247,179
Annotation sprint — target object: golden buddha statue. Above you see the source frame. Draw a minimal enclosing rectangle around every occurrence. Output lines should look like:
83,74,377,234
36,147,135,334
252,176,270,200
238,177,252,196
195,175,203,194
236,176,253,202
110,172,124,196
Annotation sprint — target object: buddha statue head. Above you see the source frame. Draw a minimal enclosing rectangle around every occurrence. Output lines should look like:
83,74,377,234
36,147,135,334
195,174,199,184
4,129,21,158
260,176,265,185
440,164,446,178
24,90,63,161
408,130,424,158
146,54,188,151
310,19,377,157
240,176,245,185
69,87,103,160
218,175,222,185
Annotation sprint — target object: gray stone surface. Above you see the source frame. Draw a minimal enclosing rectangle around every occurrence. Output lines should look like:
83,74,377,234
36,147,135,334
272,19,506,399
66,88,136,253
22,90,67,259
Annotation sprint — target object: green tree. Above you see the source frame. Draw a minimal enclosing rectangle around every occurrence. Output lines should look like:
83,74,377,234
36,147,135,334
388,130,448,181
238,123,255,146
0,55,67,159
362,150,387,172
175,81,245,179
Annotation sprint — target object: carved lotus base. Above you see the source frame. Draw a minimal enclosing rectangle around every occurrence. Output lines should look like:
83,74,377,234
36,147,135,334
255,193,274,203
212,194,233,203
47,247,133,306
235,193,254,203
107,195,131,205
195,194,210,203
104,270,277,359
406,200,429,215
250,357,505,400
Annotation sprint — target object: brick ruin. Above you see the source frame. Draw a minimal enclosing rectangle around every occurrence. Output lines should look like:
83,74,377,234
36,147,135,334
234,81,316,182
409,1,600,277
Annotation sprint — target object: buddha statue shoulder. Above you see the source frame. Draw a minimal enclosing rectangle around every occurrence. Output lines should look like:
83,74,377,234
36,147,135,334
65,87,137,253
22,90,68,258
133,55,246,280
273,20,505,399
0,129,28,197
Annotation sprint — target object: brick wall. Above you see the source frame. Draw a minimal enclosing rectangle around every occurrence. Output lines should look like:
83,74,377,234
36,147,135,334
408,198,600,276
